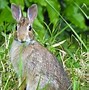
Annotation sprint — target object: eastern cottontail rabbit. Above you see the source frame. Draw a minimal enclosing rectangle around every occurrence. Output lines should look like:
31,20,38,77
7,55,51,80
10,3,71,90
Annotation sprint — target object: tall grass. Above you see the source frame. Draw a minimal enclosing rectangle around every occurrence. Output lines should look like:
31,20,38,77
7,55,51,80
0,1,88,90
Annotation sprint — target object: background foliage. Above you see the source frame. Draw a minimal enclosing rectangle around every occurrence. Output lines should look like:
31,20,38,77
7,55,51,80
0,0,88,90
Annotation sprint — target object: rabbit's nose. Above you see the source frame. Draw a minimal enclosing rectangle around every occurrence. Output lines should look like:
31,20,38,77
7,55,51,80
20,38,26,43
17,34,26,43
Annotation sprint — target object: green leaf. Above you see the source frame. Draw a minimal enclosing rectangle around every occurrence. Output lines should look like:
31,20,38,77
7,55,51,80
37,6,44,22
10,0,24,7
73,77,80,90
74,61,81,68
64,4,86,29
0,0,8,9
46,0,60,24
75,0,89,5
29,0,47,6
66,58,74,68
0,7,13,23
34,18,44,30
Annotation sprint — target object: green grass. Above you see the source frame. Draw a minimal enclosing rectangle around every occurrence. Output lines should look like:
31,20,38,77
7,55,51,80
0,22,88,90
0,1,88,90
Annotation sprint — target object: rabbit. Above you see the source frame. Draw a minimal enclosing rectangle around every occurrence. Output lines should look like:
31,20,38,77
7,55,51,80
10,3,71,90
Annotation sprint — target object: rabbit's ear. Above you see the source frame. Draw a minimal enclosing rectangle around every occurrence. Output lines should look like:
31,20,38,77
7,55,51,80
11,4,22,22
27,4,37,23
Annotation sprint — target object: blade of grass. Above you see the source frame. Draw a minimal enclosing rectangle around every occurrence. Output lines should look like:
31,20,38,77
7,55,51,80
36,76,41,90
73,77,80,90
4,76,11,90
74,2,89,19
43,22,52,36
53,25,68,40
64,47,76,61
51,24,68,44
52,40,66,47
44,22,68,44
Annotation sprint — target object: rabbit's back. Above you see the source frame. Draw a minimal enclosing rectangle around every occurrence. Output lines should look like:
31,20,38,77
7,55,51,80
10,40,71,90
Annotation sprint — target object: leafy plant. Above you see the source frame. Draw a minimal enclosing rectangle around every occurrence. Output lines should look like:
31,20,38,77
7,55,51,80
0,0,88,90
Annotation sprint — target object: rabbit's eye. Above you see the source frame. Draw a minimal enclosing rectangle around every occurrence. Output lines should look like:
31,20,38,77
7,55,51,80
15,26,17,30
29,25,32,31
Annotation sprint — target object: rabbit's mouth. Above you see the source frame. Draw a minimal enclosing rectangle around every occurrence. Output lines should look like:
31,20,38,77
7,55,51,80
15,38,35,45
21,40,26,43
14,38,26,43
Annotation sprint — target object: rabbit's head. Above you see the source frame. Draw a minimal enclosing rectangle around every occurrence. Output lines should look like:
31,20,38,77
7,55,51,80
11,4,37,43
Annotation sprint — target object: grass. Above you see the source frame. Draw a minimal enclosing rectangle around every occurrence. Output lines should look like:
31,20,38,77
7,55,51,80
0,22,88,90
0,1,88,90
